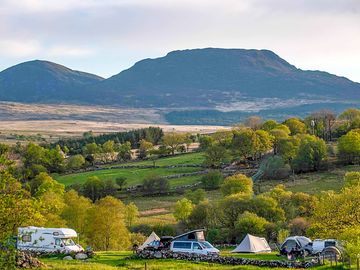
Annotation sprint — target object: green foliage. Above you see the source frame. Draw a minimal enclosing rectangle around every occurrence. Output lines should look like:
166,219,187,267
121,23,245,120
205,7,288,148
142,174,170,194
283,118,306,135
82,176,106,202
338,129,360,164
85,196,131,251
33,173,66,227
277,229,290,244
231,128,273,160
173,198,194,222
162,133,187,155
188,200,217,229
309,186,360,238
277,136,301,162
61,190,92,242
54,127,164,155
235,211,269,239
0,238,16,270
0,171,42,241
344,171,360,187
261,156,290,180
292,135,327,172
204,145,228,168
185,189,206,204
220,174,253,197
67,154,85,170
125,202,139,227
117,142,132,161
261,120,279,131
139,139,154,159
199,135,214,150
82,177,118,202
200,170,223,190
288,217,309,235
115,177,127,190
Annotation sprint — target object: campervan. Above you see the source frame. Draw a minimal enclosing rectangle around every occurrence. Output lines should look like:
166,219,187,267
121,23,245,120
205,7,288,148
17,227,83,253
170,229,219,255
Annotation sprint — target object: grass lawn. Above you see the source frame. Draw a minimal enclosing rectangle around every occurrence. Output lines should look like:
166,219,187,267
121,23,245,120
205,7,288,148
40,251,345,270
258,165,360,194
54,167,202,187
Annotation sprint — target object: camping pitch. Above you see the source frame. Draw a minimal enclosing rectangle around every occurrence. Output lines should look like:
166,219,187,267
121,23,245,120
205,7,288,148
231,234,271,253
139,231,160,250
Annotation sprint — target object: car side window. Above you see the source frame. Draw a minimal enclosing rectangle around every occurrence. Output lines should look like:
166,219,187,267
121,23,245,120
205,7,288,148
193,242,202,250
55,239,61,246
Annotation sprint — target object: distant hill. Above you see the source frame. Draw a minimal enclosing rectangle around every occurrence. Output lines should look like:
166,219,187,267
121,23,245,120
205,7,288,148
90,48,360,107
0,49,359,124
0,60,103,103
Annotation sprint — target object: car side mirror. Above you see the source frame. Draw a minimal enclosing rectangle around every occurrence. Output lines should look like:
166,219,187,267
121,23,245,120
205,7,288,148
60,244,64,247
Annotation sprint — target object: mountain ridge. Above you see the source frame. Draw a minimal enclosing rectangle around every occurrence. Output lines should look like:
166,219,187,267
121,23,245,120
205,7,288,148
0,48,359,111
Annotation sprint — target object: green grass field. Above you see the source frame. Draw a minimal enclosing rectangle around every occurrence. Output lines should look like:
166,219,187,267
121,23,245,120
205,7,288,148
40,251,345,270
107,152,206,167
258,165,360,194
54,153,206,188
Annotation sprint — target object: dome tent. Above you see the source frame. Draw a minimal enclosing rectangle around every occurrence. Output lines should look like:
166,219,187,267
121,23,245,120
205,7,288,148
231,234,271,253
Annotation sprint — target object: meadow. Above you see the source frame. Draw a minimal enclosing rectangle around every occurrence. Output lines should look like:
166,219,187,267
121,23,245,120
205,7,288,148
54,152,206,187
40,251,345,270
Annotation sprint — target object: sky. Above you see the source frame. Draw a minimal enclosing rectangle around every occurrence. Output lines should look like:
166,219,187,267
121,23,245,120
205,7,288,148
0,0,359,81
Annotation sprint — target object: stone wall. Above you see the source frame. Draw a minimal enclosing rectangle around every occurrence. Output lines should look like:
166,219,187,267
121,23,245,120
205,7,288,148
135,250,318,268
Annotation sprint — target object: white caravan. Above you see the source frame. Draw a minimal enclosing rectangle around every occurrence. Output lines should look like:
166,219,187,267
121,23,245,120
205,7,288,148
17,227,83,253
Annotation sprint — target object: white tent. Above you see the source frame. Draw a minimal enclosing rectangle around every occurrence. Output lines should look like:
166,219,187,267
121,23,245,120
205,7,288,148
231,234,271,253
138,231,160,250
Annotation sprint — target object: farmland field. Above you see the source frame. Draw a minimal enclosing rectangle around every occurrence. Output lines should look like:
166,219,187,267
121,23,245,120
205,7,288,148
258,165,360,194
54,152,206,187
40,251,345,270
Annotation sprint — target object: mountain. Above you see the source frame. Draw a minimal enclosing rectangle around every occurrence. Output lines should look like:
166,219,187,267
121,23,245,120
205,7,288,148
91,48,360,107
0,49,359,125
0,60,104,103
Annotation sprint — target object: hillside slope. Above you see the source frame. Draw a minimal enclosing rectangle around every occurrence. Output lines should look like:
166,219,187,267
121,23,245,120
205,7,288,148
92,48,360,107
0,49,359,119
0,60,104,103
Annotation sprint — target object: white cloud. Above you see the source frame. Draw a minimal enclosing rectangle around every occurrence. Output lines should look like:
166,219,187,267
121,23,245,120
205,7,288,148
46,46,94,57
0,0,359,81
0,39,41,58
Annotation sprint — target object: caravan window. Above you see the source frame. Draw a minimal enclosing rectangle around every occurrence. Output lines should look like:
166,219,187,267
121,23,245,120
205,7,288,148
22,235,31,242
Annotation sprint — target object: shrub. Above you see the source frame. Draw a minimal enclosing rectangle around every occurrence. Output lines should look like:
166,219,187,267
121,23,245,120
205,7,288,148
200,170,223,190
261,156,291,180
220,174,253,197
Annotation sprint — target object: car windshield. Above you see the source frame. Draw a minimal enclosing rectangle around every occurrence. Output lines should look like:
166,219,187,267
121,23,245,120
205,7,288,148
62,238,76,246
200,241,214,249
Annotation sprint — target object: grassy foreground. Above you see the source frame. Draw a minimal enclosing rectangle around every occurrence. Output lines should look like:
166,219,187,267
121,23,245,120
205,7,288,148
40,251,345,270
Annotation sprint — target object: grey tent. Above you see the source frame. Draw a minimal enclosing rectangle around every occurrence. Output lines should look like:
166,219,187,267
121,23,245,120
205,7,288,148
139,231,160,250
231,234,271,253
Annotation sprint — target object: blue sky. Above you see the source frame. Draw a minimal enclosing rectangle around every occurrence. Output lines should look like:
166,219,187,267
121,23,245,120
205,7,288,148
0,0,359,81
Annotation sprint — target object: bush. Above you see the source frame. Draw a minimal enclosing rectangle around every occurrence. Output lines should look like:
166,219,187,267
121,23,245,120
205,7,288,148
220,174,253,197
185,189,206,204
142,174,170,194
235,211,269,240
261,156,290,180
200,170,223,190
